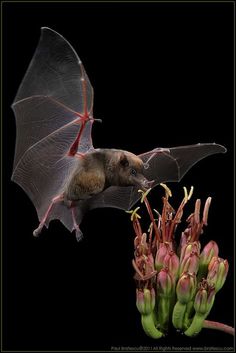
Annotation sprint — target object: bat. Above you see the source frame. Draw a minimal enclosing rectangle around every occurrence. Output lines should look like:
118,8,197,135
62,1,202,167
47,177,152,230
11,27,226,241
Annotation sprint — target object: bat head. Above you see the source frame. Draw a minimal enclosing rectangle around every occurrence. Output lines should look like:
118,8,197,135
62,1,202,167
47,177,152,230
117,151,153,190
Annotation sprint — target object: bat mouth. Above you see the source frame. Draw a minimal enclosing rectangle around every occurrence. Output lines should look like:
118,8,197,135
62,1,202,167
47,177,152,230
133,178,155,191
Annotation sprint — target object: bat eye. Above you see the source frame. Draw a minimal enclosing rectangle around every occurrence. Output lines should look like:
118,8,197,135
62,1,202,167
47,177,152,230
130,168,137,176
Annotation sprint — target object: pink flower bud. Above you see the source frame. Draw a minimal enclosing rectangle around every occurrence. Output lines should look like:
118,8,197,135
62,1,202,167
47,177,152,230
207,257,229,293
155,242,171,273
197,241,219,281
136,288,156,315
194,289,208,314
180,241,201,264
157,267,175,296
176,272,197,304
163,250,180,279
179,251,199,276
200,241,219,266
194,280,215,315
208,256,219,272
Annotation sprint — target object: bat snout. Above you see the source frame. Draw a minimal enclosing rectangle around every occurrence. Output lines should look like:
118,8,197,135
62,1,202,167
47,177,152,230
133,176,155,190
142,179,155,190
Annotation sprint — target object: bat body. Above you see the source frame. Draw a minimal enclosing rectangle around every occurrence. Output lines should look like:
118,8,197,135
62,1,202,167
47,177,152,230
64,149,151,202
12,27,226,241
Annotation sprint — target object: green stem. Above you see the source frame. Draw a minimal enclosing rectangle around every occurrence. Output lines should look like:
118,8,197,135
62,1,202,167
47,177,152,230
183,300,194,329
184,313,205,336
203,320,235,336
158,297,170,331
172,301,187,330
141,314,163,339
184,295,216,336
152,301,159,327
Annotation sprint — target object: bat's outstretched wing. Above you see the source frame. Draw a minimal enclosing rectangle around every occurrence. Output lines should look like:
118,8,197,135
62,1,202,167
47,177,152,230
89,143,226,211
11,27,94,222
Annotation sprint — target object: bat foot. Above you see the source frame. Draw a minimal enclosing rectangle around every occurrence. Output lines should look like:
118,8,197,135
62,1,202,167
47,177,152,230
74,227,83,242
33,224,43,237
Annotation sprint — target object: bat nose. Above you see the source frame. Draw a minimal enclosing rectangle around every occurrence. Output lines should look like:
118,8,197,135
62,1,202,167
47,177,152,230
140,178,155,190
145,179,155,188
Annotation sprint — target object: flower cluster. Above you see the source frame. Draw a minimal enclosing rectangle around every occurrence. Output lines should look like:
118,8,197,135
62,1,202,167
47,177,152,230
127,185,233,338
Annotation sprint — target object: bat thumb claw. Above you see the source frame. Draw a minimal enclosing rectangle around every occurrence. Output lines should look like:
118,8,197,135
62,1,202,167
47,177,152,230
93,118,102,123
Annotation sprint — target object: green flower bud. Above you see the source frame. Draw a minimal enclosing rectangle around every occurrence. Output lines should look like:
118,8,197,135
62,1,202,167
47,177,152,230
179,251,199,277
157,267,175,297
207,257,229,293
155,243,171,273
200,241,219,265
194,284,215,316
197,241,219,281
180,241,200,264
194,289,208,315
176,272,197,304
136,288,155,315
163,250,180,280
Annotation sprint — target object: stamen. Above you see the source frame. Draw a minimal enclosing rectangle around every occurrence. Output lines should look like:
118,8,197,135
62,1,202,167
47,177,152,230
160,183,172,198
138,188,152,203
203,197,212,225
183,187,188,203
126,207,141,221
194,199,201,224
188,186,194,200
132,259,144,279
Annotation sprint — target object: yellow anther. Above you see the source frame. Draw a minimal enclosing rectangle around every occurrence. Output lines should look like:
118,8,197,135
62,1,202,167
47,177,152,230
183,186,194,203
126,207,141,221
183,186,188,203
160,183,172,198
138,188,152,203
188,186,194,200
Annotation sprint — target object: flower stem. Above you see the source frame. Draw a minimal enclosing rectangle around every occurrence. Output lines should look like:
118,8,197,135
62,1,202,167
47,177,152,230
141,313,163,339
203,320,235,336
158,296,170,331
184,313,205,336
183,300,194,329
172,301,187,330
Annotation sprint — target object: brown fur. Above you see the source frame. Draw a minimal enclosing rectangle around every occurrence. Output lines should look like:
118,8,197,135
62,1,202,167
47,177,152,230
64,149,149,202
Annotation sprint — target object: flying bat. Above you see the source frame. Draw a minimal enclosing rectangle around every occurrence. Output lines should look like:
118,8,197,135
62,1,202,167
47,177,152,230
11,27,226,241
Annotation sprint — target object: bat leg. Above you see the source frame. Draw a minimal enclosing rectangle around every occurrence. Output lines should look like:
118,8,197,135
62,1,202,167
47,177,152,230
71,207,83,242
33,194,64,237
75,152,85,158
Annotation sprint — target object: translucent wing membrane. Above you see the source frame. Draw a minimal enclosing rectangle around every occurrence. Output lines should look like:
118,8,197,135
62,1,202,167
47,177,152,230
11,28,94,233
12,96,82,170
139,143,226,185
13,27,93,114
12,108,80,220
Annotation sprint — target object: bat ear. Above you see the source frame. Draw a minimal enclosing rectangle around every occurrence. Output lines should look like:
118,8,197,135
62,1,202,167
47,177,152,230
119,153,129,168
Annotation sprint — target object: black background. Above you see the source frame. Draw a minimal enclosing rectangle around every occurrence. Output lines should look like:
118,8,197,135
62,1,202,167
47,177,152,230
2,1,234,351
